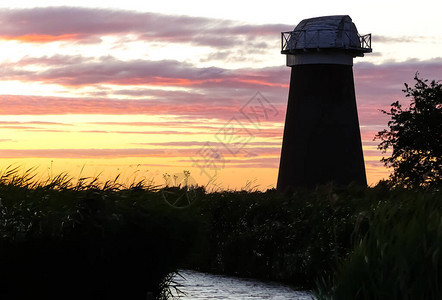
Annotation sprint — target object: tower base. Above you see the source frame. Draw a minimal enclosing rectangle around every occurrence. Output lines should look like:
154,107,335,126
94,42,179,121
277,64,367,190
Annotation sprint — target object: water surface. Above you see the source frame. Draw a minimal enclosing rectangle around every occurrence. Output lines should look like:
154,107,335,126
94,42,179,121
170,269,315,299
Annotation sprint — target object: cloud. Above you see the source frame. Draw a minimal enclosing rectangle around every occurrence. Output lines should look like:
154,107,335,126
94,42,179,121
138,141,282,147
372,35,440,44
354,58,442,125
355,58,442,96
0,148,189,159
180,156,280,169
0,120,73,127
89,121,228,130
0,94,226,116
225,157,280,168
0,93,286,127
1,58,440,130
1,55,289,91
0,7,288,47
80,130,217,136
14,55,93,66
0,34,81,43
0,146,281,160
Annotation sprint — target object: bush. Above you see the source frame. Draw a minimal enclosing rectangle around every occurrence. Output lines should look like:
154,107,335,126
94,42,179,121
375,74,442,189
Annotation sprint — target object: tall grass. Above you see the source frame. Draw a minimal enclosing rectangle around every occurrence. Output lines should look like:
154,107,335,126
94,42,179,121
0,165,199,300
315,190,441,299
0,164,159,191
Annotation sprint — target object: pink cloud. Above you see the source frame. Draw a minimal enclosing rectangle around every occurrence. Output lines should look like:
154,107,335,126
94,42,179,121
138,141,282,147
0,94,238,118
1,57,289,92
0,7,288,47
0,145,281,160
14,55,93,66
1,58,440,132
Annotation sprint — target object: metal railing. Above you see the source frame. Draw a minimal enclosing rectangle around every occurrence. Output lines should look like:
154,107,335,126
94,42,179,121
281,30,372,53
359,33,371,50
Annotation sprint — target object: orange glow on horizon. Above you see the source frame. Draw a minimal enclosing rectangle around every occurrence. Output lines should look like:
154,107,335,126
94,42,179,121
0,34,80,43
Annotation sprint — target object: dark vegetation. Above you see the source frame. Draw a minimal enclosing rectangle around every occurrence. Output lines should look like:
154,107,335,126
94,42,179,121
315,189,441,299
0,167,199,300
185,185,441,299
375,74,442,188
1,168,440,299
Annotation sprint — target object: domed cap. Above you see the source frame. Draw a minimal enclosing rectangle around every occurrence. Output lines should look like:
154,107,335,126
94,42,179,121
282,15,372,54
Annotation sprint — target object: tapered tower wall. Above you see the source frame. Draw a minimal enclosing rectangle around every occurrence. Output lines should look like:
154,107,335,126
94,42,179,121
277,64,367,190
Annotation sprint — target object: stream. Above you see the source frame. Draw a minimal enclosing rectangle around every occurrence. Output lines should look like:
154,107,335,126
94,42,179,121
170,269,315,299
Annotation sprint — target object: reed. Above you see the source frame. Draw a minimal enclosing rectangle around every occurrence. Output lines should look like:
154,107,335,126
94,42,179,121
0,165,198,300
315,189,441,299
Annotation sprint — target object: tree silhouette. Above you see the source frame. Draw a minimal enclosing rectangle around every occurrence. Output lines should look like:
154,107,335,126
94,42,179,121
375,73,442,188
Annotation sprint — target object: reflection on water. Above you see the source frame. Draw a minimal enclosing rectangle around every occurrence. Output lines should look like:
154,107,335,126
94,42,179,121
170,269,315,299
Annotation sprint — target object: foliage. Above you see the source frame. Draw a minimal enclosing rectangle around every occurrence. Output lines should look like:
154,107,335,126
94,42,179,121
316,190,442,299
375,74,442,188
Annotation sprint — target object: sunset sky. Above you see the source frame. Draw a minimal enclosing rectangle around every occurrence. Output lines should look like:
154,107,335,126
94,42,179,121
0,1,441,189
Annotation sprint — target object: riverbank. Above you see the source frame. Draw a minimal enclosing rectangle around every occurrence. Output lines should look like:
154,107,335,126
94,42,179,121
180,185,441,299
